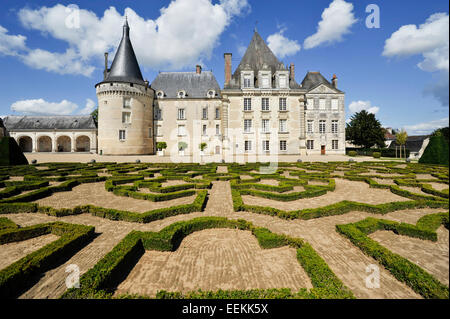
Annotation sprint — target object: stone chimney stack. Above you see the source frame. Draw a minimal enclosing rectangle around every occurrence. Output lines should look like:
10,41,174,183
332,74,338,88
289,63,295,81
224,53,232,86
196,65,202,74
103,52,109,80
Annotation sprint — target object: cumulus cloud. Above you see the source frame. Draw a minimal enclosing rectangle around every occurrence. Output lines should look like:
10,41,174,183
0,0,249,77
267,29,301,58
348,100,380,114
404,117,449,135
79,98,96,115
383,13,449,106
10,99,79,115
303,0,357,50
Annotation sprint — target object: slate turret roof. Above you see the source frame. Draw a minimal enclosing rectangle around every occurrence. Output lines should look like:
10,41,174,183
99,19,145,86
151,71,222,99
301,71,343,93
3,116,97,130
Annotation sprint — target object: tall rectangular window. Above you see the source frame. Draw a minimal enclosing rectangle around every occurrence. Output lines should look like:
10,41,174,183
244,119,252,133
279,75,287,88
177,108,185,120
202,107,208,120
123,97,131,109
307,120,314,133
122,112,131,124
244,98,252,111
332,140,339,150
244,75,251,88
279,140,287,151
279,98,287,111
306,99,313,110
261,76,269,88
307,140,314,150
262,119,270,133
279,119,287,133
119,130,126,140
154,107,162,120
332,120,338,133
245,140,252,152
178,125,186,136
156,125,162,136
148,128,152,138
215,108,220,119
202,125,207,136
319,120,326,134
262,140,270,152
216,124,220,135
331,99,339,110
261,98,270,111
319,99,326,110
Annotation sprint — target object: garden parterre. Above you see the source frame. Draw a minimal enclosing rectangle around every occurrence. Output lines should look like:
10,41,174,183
0,161,448,299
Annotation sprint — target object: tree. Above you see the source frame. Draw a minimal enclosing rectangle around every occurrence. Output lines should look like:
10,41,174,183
156,142,167,151
91,108,98,126
432,127,449,144
419,132,449,165
395,129,408,158
199,143,207,151
346,110,386,149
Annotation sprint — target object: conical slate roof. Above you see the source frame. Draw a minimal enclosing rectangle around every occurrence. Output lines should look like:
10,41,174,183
102,19,145,86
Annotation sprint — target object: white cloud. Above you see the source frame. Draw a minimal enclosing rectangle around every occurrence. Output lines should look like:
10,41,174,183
237,44,247,56
5,0,249,76
0,25,27,56
267,29,301,58
348,100,380,114
79,98,96,115
303,0,357,50
404,117,449,135
10,99,79,115
383,13,449,73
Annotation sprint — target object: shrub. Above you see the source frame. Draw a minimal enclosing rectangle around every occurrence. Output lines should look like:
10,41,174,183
372,152,381,158
419,135,449,165
348,151,357,157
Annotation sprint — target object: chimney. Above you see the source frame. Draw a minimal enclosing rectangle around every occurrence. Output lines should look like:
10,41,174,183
332,74,338,88
224,53,232,86
196,65,202,74
103,52,109,80
289,63,295,81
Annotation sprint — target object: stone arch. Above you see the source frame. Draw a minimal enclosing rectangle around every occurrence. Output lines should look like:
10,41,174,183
56,135,71,152
18,136,32,152
37,136,52,152
75,135,90,152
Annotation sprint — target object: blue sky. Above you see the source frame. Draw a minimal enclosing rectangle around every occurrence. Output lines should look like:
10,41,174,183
0,0,448,135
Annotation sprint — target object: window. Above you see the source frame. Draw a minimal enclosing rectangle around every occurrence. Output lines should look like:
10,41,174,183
279,98,287,111
178,125,186,136
156,125,162,136
119,130,126,141
319,99,326,110
244,75,251,88
202,125,207,136
332,120,338,133
262,119,270,133
332,140,339,150
244,98,252,111
307,140,314,150
216,124,220,135
319,120,326,134
156,91,164,98
261,76,269,88
202,108,208,120
306,99,313,110
280,140,287,151
123,97,131,109
245,140,252,152
331,99,339,110
244,119,252,133
215,108,220,119
261,98,270,111
208,90,215,98
177,108,185,120
122,112,131,124
215,146,221,154
178,91,185,98
279,119,287,133
148,128,152,138
262,140,270,152
279,75,287,88
154,107,162,120
307,120,314,134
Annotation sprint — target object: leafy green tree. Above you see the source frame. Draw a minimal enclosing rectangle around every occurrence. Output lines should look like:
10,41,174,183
346,110,386,149
395,129,408,158
156,142,167,151
91,108,98,126
419,133,449,165
432,127,449,144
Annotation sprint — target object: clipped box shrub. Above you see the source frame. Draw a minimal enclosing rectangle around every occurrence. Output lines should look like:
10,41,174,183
372,152,381,158
348,151,357,157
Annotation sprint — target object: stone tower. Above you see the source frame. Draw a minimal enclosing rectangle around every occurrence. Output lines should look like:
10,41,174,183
95,19,154,155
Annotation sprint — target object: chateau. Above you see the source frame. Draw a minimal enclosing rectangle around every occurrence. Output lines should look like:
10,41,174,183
4,20,346,159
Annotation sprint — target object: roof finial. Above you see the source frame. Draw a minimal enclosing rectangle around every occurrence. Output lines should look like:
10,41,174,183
254,21,258,33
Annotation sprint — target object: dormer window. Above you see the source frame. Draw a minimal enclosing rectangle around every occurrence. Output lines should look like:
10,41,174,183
279,75,287,88
207,90,215,98
261,75,269,88
177,90,186,98
156,91,164,99
243,75,251,88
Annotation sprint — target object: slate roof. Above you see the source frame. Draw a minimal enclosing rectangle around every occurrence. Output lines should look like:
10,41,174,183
3,116,97,131
301,72,343,93
98,19,145,86
389,135,429,153
151,71,222,99
226,31,302,90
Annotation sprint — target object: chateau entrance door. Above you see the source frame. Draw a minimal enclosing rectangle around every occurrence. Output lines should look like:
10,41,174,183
321,145,326,155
